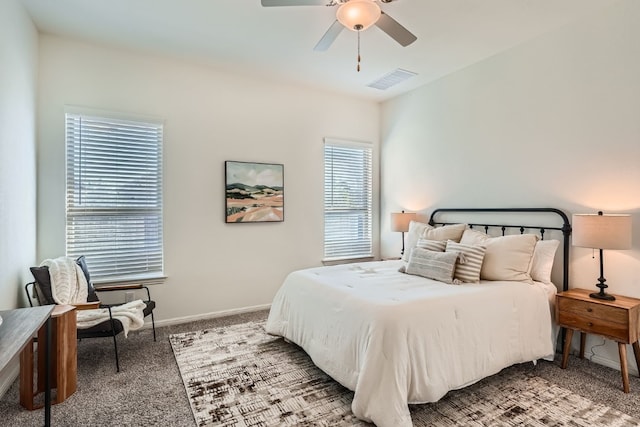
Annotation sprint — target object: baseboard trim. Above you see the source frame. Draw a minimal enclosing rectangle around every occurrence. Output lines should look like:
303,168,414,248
150,303,271,328
590,354,639,377
0,357,20,399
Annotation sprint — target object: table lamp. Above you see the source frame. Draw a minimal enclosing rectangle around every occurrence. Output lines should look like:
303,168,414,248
390,210,416,256
572,211,632,301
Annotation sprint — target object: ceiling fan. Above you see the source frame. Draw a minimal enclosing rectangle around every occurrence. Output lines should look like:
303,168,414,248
260,0,417,52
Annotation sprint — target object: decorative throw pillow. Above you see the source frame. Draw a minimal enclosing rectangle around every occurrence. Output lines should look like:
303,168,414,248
415,238,447,252
530,239,560,284
460,229,538,282
76,255,99,302
445,241,486,283
422,223,467,243
29,266,55,305
402,220,432,262
405,247,459,284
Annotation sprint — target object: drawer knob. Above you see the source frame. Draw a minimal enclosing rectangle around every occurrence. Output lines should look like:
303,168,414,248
588,322,593,327
587,308,593,312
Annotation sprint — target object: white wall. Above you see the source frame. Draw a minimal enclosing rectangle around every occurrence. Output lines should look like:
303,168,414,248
381,0,640,371
0,0,38,398
0,0,38,310
37,35,380,322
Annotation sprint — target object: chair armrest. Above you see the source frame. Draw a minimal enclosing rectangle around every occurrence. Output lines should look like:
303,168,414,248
94,284,152,302
73,302,101,310
94,284,143,292
24,282,36,307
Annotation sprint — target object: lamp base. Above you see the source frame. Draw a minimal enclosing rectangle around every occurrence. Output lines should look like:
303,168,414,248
590,280,616,301
589,291,616,301
587,247,618,301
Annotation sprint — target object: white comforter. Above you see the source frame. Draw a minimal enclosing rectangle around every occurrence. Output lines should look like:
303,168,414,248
265,260,555,427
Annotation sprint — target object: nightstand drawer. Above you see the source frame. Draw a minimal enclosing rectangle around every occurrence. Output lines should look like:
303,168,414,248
557,311,630,342
557,297,628,324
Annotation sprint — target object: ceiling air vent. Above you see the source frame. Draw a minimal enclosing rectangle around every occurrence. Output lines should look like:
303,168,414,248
367,68,417,90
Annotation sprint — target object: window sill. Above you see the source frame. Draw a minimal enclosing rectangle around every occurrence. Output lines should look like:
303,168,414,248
93,274,167,287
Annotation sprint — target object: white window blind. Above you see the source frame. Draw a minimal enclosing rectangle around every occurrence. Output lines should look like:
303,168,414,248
65,112,164,284
323,139,373,260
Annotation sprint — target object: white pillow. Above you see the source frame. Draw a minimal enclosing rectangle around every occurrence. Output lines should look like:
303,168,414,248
459,229,538,283
530,239,560,284
423,223,466,243
402,221,432,262
405,247,459,284
445,240,486,284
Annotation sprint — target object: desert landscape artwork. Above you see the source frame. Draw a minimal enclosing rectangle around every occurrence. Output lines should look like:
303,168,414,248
225,161,284,223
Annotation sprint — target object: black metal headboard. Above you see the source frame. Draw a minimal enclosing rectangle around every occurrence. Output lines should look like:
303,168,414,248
428,208,572,291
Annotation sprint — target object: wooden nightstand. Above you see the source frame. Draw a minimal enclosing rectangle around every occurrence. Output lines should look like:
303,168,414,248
556,288,640,393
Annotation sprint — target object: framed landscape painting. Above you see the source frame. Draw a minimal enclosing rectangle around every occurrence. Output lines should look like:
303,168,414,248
225,161,284,223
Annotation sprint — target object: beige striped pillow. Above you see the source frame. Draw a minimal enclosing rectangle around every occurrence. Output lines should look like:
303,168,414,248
415,238,447,252
405,247,459,284
446,241,486,284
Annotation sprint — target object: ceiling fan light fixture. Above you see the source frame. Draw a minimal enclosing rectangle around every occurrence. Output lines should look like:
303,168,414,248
336,0,381,31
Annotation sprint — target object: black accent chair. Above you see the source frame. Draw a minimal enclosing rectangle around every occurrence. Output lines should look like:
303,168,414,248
25,256,157,372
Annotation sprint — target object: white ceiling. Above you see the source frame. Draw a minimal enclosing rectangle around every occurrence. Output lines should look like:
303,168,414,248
20,0,617,102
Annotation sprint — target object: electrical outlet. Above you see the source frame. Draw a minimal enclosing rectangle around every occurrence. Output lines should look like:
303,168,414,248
125,291,134,303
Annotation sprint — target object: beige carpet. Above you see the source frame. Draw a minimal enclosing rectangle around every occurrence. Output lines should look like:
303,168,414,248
170,320,640,427
3,309,640,426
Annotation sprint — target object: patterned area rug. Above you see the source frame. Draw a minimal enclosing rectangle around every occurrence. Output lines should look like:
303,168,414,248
169,321,640,427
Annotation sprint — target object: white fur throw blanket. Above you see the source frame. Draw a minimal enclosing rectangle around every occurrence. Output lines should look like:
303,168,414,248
40,256,88,304
76,300,146,338
40,256,145,337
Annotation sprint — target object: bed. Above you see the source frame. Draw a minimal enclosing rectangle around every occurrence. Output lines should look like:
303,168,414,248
266,208,572,427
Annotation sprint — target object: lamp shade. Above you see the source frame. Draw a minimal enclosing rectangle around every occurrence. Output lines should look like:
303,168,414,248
390,211,416,233
336,0,381,31
572,213,632,250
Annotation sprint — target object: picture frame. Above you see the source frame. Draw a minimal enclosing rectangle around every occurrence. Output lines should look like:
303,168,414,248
225,161,284,223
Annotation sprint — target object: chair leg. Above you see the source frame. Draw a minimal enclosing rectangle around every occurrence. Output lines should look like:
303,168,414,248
107,307,120,373
111,331,120,373
111,330,120,372
150,311,157,342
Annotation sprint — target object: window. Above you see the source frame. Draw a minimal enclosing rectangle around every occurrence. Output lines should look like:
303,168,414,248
65,111,164,284
323,138,373,260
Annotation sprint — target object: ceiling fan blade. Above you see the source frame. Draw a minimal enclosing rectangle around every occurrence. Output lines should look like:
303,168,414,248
261,0,328,6
375,11,417,47
314,20,344,51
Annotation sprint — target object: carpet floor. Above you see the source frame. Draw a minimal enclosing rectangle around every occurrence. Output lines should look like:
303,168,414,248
1,309,640,426
169,320,639,426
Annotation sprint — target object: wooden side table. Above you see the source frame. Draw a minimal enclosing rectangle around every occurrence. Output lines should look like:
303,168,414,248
20,305,77,409
556,288,640,393
0,306,53,426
